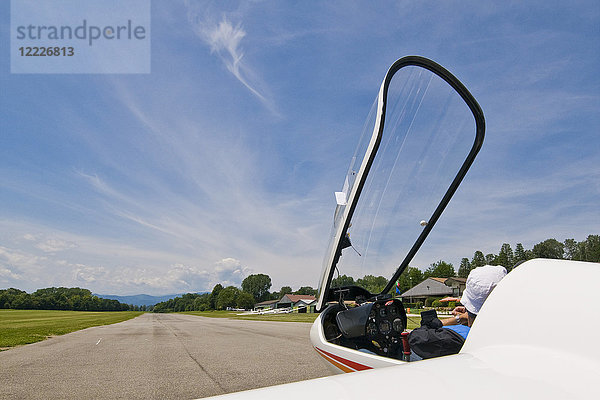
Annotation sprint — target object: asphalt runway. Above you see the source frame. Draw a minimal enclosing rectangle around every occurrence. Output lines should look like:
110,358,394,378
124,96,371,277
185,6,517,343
0,313,337,399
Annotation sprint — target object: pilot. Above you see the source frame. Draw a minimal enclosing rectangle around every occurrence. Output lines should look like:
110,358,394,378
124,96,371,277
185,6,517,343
408,265,507,360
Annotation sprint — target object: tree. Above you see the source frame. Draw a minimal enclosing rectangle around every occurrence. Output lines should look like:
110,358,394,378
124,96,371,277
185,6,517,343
216,286,240,310
532,239,564,259
485,253,496,265
580,235,600,262
514,243,528,264
0,288,26,308
471,251,486,268
356,275,388,294
210,284,223,310
564,238,580,260
424,260,455,279
1,287,130,311
241,274,272,302
294,286,317,296
280,286,292,296
11,292,34,309
331,274,355,288
236,292,256,310
457,258,471,278
396,267,424,293
498,243,514,269
407,267,424,287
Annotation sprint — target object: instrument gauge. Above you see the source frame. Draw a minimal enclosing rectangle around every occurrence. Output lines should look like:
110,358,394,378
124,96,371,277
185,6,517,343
379,308,387,318
379,320,391,335
388,305,398,316
366,322,378,336
393,318,404,332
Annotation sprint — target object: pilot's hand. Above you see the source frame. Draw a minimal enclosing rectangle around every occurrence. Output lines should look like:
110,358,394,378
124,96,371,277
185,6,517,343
452,306,466,316
442,311,468,326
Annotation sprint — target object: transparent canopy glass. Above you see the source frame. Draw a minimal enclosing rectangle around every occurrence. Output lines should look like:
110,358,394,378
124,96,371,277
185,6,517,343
317,58,484,310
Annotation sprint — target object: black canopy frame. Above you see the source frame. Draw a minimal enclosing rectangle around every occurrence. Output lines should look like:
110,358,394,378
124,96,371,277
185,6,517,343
317,56,485,311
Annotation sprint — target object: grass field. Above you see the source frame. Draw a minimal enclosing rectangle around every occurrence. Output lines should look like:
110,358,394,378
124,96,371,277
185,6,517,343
182,310,421,329
0,309,143,349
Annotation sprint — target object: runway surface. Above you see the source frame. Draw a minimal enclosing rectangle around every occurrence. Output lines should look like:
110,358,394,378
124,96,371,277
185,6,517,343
0,313,337,399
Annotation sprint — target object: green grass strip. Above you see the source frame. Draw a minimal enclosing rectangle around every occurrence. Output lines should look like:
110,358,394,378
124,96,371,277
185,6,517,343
0,309,143,349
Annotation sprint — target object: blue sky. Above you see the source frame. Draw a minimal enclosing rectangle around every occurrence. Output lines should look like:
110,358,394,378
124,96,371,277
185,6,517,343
1,1,598,295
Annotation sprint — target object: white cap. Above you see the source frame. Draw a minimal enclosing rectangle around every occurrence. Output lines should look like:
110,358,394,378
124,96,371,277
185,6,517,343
461,265,507,315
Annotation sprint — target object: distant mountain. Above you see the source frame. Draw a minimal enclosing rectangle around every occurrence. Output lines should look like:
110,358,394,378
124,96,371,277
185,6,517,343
93,293,202,307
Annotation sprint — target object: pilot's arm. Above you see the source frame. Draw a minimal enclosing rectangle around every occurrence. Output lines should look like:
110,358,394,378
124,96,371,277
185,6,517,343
442,312,468,326
441,306,468,326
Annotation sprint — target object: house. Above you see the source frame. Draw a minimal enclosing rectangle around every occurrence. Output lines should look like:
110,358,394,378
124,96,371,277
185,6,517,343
444,277,466,296
293,298,317,313
400,277,466,304
277,294,317,313
254,299,278,310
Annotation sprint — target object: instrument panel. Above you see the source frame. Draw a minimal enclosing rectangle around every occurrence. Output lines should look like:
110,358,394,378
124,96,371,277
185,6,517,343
364,299,406,357
322,298,407,359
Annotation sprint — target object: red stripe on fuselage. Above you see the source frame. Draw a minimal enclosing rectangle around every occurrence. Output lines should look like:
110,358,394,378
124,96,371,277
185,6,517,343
314,348,354,373
315,347,373,371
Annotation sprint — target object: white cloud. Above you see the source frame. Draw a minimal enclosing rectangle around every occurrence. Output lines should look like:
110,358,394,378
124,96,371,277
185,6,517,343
0,245,47,268
0,219,260,294
184,2,276,113
72,264,107,284
206,19,245,71
36,239,77,253
0,266,23,282
68,258,251,294
214,257,251,287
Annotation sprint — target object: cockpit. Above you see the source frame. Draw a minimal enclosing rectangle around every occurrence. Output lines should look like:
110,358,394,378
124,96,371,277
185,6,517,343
321,297,407,359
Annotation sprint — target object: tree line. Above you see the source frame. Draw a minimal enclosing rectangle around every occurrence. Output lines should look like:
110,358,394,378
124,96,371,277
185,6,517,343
152,273,319,313
394,235,599,293
0,287,141,311
333,235,599,295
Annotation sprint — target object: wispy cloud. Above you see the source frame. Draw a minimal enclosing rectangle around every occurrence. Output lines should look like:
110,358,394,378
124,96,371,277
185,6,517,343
206,20,259,97
36,239,77,253
0,265,23,282
184,1,277,114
